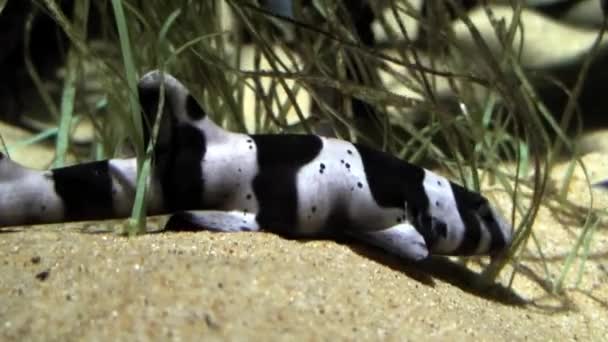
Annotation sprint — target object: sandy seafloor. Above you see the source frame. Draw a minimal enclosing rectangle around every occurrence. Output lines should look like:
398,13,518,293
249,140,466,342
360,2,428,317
0,123,607,341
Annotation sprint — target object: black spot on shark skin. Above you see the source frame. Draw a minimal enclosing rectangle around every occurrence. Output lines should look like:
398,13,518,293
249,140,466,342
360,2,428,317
246,194,252,200
450,182,483,255
251,134,323,237
357,182,363,189
311,206,317,213
52,161,115,221
186,94,207,121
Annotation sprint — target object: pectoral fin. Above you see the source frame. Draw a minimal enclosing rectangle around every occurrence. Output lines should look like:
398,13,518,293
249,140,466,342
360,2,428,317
164,210,260,232
352,223,429,261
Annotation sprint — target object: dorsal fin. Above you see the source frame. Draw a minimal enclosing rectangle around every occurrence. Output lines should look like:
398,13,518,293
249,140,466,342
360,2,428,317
137,70,229,154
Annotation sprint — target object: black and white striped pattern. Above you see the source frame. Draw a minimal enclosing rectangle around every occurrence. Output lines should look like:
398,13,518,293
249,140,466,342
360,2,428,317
0,70,512,260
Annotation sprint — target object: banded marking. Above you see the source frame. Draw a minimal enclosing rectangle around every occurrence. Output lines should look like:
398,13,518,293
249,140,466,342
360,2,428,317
251,134,323,236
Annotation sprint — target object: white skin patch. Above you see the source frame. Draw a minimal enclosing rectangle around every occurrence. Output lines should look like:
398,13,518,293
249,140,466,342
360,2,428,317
421,170,467,254
294,138,403,235
200,132,259,215
0,159,64,226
